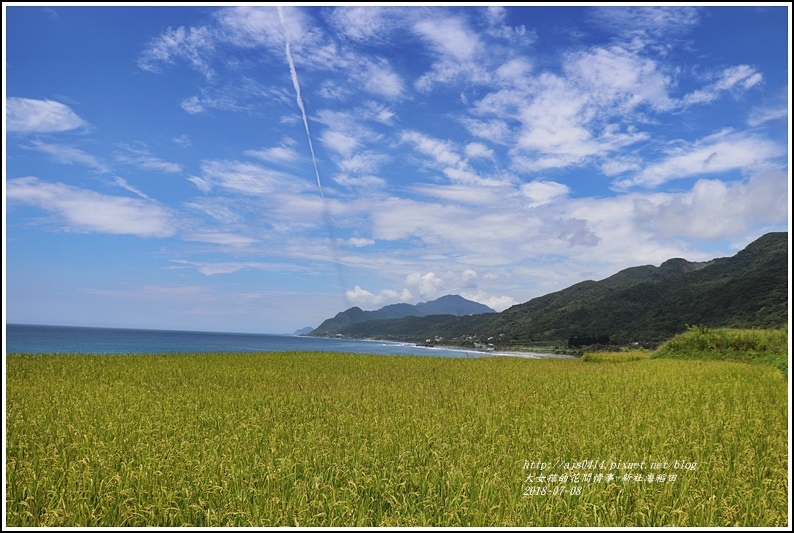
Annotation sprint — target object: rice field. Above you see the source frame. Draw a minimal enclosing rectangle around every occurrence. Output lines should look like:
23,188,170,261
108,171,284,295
5,350,789,526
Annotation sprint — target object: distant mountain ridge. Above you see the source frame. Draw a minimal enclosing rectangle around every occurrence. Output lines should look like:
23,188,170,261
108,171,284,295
308,294,496,336
315,232,788,344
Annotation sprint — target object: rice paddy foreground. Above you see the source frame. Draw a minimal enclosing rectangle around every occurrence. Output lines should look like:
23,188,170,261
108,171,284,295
5,351,788,527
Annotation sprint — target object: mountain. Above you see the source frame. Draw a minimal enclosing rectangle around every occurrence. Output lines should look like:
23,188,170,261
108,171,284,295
322,232,788,345
308,294,496,336
293,327,314,336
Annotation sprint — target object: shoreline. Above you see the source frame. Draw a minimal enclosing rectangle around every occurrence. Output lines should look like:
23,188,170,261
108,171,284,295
346,336,579,360
423,344,578,360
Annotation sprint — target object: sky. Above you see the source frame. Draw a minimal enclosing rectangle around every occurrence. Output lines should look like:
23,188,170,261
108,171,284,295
3,3,791,334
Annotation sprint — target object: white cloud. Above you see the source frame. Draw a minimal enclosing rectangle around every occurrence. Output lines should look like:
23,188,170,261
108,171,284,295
86,284,211,301
343,237,375,248
137,25,217,79
333,174,386,189
319,81,349,100
503,49,661,172
616,131,783,189
564,46,675,112
461,269,478,287
339,153,388,174
7,98,86,132
358,59,405,99
412,183,510,206
465,142,494,159
484,6,533,45
172,259,309,276
183,199,242,224
521,180,571,208
345,285,412,309
632,170,789,240
413,16,492,91
400,131,509,187
181,96,204,114
321,130,360,159
184,232,258,247
315,108,383,155
747,104,788,127
590,6,701,43
117,146,182,174
414,16,481,62
460,291,517,312
111,177,151,200
188,160,308,196
683,65,763,106
6,177,175,237
179,80,278,115
172,135,191,147
600,157,642,176
494,58,533,86
406,271,445,300
29,141,109,172
215,6,286,49
462,118,512,144
245,145,300,164
402,130,462,168
328,6,395,42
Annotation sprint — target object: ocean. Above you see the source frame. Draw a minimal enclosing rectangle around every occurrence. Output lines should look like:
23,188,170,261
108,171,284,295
5,323,494,358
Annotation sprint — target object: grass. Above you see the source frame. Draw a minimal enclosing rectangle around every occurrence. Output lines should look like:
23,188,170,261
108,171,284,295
580,351,652,363
5,345,789,527
653,325,789,375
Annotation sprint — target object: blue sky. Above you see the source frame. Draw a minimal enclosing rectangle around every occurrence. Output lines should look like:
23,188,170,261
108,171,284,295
4,4,791,334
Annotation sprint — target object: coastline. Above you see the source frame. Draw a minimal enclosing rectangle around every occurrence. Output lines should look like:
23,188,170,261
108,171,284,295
424,344,578,359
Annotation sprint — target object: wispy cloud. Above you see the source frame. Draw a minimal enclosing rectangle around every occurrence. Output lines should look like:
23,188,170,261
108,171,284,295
315,109,383,162
28,141,109,172
521,181,572,208
747,104,788,127
333,173,387,189
7,98,87,132
183,231,258,247
683,65,763,106
137,25,217,79
41,7,58,19
484,6,535,45
172,134,191,147
111,177,152,200
187,160,308,196
401,130,509,187
86,284,211,301
180,80,286,116
171,259,312,276
590,6,701,44
327,6,397,43
6,177,175,237
413,15,491,91
245,144,300,164
116,145,182,174
615,130,783,189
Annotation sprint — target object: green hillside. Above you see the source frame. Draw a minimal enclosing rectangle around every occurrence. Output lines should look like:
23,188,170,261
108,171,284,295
326,232,789,346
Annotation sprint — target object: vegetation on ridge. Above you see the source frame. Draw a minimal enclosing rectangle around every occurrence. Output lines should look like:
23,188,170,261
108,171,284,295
311,232,788,346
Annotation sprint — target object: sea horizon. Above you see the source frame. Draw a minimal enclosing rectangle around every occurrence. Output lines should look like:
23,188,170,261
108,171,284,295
3,322,494,358
5,323,567,360
5,321,299,337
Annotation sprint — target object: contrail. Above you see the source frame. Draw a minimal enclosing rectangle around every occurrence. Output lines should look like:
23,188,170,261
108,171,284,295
278,6,324,199
277,7,348,307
